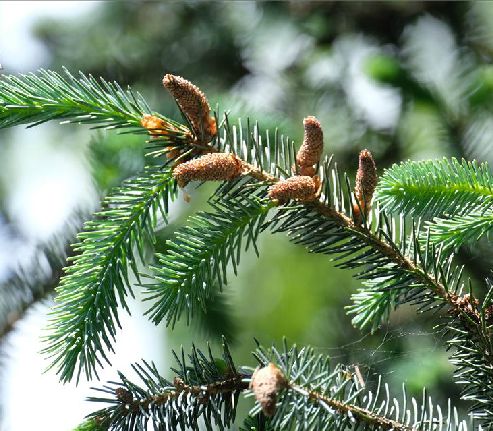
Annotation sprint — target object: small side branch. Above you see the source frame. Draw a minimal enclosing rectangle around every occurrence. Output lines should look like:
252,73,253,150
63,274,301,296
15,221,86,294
290,384,415,431
119,375,249,414
86,343,462,431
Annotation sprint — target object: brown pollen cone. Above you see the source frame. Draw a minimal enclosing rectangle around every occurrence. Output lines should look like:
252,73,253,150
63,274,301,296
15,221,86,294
268,176,320,203
296,116,323,176
250,363,288,417
162,74,217,143
353,149,377,224
172,153,243,188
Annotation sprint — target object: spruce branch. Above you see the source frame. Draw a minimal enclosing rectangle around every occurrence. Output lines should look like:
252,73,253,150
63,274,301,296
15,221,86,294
0,68,152,130
271,197,492,424
271,201,465,330
425,212,493,250
0,246,64,341
84,340,471,431
251,342,473,430
210,116,456,315
86,341,246,431
442,281,493,422
375,158,493,218
207,123,464,326
173,112,486,354
144,184,271,327
14,70,490,426
142,97,311,332
43,167,177,382
183,116,493,423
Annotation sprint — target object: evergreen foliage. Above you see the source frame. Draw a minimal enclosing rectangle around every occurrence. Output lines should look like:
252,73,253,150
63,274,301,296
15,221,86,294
426,212,493,250
43,167,177,382
87,340,244,430
376,158,493,218
376,158,493,250
0,68,151,130
86,340,475,431
145,185,271,327
0,247,62,339
447,291,493,426
1,67,493,429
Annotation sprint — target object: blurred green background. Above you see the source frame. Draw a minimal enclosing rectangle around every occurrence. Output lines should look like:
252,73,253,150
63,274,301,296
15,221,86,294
4,1,493,429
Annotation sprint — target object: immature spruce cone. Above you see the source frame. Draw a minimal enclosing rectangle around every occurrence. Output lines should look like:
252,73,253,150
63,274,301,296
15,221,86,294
162,74,217,143
172,153,243,187
250,363,288,417
296,116,323,176
268,176,319,203
353,149,377,224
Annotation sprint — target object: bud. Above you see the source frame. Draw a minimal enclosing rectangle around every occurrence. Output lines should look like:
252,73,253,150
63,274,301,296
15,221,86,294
115,387,133,404
172,153,243,187
296,116,323,176
268,176,320,203
141,114,184,160
250,363,287,417
353,149,377,224
140,114,171,135
173,377,186,391
162,74,217,143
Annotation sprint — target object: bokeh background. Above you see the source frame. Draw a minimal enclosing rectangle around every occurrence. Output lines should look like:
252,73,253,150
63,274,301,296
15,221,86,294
2,1,493,429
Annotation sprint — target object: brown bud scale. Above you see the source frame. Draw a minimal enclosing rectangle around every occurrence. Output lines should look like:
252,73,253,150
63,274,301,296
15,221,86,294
250,363,288,417
141,114,192,160
140,114,170,134
354,149,377,223
115,387,133,404
141,114,190,137
296,116,323,175
163,74,216,143
172,153,243,187
268,176,320,203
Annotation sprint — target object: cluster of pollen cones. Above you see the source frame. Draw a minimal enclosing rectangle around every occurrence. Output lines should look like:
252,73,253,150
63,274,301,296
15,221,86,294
141,74,377,223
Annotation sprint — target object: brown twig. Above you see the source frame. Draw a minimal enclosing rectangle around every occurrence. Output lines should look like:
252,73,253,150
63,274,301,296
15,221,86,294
290,383,416,431
114,371,417,430
119,374,249,413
